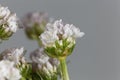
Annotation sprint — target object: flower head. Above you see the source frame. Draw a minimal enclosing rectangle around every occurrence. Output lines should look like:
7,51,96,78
30,48,59,79
22,12,48,40
22,12,48,28
0,5,18,40
40,19,84,58
0,60,21,80
0,47,26,64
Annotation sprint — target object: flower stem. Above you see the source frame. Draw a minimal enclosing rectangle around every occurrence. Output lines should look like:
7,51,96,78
36,37,42,47
60,58,70,80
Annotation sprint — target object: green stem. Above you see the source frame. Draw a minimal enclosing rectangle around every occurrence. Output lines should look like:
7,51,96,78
36,37,42,47
60,58,70,80
21,77,27,80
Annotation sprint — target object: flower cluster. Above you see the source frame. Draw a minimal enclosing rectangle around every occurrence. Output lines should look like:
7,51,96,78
40,19,84,58
0,47,60,80
0,5,18,40
0,47,27,80
22,12,48,40
0,47,25,64
30,48,59,80
22,12,48,28
0,60,21,80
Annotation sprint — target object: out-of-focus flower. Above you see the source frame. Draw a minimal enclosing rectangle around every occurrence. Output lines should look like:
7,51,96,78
0,47,26,64
0,5,10,19
5,14,18,32
40,19,84,58
0,60,21,80
30,48,49,64
0,5,18,40
22,12,48,28
21,12,48,40
30,48,59,79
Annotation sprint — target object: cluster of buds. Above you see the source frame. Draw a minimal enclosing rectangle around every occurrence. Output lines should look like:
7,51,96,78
40,19,84,58
30,48,59,80
0,5,18,41
0,47,33,80
22,12,48,40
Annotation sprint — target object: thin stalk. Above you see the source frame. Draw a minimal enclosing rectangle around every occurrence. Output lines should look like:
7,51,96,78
59,58,70,80
36,37,42,47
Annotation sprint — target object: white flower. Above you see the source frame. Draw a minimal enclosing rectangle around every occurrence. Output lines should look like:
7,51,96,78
46,19,63,34
6,14,18,32
30,48,59,75
38,60,58,76
40,19,84,57
0,5,18,33
38,61,54,76
6,67,21,80
40,19,84,47
0,60,21,80
22,12,48,28
21,12,49,40
40,30,59,47
31,12,48,24
63,24,84,38
0,47,25,64
0,6,10,19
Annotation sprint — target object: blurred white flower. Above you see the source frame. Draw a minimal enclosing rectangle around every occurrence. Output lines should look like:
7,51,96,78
30,48,59,76
0,5,18,33
0,5,10,19
0,60,21,80
30,48,49,64
0,47,25,64
38,58,59,75
0,5,18,40
22,12,48,28
21,12,49,40
6,13,18,32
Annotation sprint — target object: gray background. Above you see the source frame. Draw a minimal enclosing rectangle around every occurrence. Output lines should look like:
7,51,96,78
0,0,119,80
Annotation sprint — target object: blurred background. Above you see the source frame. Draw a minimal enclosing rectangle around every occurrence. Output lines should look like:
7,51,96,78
0,0,120,80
